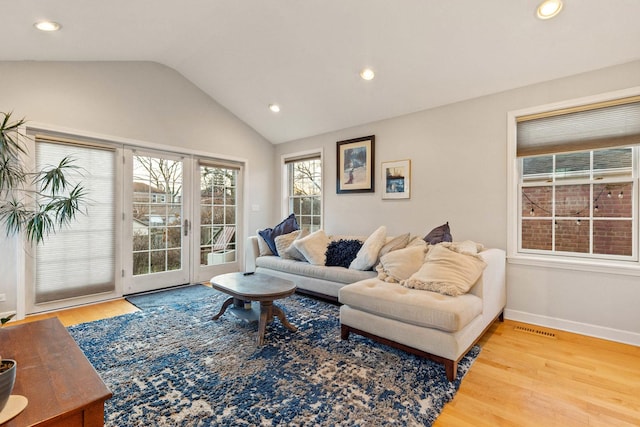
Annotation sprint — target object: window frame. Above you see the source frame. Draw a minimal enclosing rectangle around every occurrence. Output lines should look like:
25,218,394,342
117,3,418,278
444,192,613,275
281,149,323,232
507,86,640,276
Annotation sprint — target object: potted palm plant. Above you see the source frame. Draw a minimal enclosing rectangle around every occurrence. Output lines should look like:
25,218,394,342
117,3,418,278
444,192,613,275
0,111,86,413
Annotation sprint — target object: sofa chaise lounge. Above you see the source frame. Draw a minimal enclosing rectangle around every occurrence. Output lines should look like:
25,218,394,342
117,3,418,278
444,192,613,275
339,247,505,381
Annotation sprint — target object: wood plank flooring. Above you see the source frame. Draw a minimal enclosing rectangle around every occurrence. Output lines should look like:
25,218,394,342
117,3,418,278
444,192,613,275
11,299,640,426
9,298,139,327
436,319,640,427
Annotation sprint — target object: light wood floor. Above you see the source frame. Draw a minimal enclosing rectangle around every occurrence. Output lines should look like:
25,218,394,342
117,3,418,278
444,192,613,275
9,299,140,327
436,319,640,427
11,299,640,426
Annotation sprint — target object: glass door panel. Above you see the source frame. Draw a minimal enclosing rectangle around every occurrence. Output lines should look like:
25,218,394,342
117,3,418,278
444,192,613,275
194,164,240,282
126,151,190,293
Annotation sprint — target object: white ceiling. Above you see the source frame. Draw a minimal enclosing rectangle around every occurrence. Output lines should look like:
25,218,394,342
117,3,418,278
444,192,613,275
3,1,640,144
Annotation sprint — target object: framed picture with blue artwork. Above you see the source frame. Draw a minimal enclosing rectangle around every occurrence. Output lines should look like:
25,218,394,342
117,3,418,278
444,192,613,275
382,159,410,199
336,135,375,194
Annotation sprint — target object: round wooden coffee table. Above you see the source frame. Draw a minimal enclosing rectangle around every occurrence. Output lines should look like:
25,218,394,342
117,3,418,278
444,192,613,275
210,272,298,346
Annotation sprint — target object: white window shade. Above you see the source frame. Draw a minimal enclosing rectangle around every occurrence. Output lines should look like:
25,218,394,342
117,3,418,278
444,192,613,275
284,153,321,164
35,140,116,304
517,98,640,157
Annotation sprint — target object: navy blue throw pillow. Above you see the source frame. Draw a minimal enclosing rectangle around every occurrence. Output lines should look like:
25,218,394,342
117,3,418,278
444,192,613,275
423,222,453,244
325,239,363,268
258,213,299,256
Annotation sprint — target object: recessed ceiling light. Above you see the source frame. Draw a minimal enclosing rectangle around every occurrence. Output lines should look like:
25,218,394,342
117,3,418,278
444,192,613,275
536,0,563,20
360,68,375,81
34,20,62,31
268,104,281,113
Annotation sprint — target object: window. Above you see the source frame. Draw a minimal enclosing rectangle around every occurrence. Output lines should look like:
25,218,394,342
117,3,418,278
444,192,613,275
286,154,322,232
512,95,640,263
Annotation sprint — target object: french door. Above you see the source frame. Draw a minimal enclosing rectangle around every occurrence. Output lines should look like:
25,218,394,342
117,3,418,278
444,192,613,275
124,151,242,294
24,136,244,314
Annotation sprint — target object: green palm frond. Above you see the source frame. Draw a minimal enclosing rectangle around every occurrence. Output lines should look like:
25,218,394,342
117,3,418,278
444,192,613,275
0,111,87,245
25,210,55,245
36,156,82,195
44,184,87,227
0,112,27,160
0,152,27,193
0,198,29,237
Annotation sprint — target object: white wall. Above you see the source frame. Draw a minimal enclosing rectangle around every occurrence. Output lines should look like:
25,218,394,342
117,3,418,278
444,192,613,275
275,60,640,345
0,61,275,315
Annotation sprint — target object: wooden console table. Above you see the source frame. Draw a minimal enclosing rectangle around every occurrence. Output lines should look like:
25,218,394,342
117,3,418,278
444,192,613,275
1,317,111,427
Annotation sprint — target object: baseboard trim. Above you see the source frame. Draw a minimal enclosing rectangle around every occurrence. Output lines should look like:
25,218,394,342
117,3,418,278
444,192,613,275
504,309,640,347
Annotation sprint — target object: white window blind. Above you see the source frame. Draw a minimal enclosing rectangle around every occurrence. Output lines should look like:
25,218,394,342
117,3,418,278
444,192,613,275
517,97,640,157
284,153,321,164
35,139,116,304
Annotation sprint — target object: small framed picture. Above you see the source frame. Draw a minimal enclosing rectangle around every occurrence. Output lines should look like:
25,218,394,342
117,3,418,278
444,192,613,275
382,159,411,199
336,135,375,194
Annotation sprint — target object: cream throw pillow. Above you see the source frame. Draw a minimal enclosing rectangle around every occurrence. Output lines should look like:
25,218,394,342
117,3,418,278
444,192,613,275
293,229,330,265
274,230,301,259
284,228,310,261
402,244,487,296
406,236,428,249
378,233,410,259
440,240,484,255
376,245,427,283
349,226,387,270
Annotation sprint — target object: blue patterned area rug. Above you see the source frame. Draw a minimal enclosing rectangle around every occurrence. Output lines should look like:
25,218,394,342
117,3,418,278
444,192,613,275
69,285,479,426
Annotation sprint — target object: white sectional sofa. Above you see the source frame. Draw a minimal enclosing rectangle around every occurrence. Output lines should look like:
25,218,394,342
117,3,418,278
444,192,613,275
247,233,506,381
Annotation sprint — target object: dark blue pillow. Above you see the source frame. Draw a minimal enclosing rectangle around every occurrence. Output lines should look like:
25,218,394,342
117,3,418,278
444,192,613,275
258,214,299,256
325,239,363,268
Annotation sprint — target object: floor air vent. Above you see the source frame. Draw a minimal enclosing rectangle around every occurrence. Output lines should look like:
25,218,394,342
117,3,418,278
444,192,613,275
514,325,556,338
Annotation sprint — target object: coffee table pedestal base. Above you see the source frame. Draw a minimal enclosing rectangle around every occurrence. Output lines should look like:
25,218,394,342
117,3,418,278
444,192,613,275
212,297,297,345
257,300,298,346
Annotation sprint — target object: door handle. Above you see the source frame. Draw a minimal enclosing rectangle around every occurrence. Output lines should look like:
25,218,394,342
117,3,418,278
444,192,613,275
184,219,189,236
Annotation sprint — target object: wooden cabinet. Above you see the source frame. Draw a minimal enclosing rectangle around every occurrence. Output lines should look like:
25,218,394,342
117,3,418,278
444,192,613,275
1,318,111,426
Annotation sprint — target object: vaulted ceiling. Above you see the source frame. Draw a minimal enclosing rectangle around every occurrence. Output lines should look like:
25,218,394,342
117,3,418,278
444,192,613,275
3,1,640,144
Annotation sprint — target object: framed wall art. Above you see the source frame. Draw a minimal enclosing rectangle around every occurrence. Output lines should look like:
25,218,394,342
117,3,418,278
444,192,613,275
336,135,375,194
382,159,411,199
